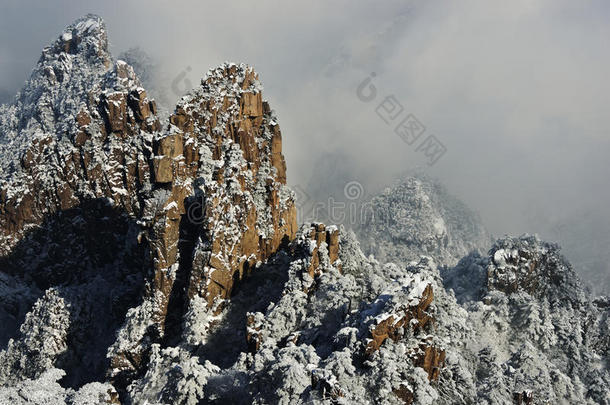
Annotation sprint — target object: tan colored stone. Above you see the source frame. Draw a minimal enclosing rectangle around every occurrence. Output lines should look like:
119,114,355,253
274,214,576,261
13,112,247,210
246,314,262,353
364,283,444,382
393,385,414,404
413,344,446,381
128,89,151,122
104,92,127,134
76,109,92,127
513,391,534,405
303,223,341,279
153,156,173,183
158,134,184,158
365,284,434,355
241,92,263,117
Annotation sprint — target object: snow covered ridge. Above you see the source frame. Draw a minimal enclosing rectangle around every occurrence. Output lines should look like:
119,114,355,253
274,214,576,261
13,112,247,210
2,228,609,403
0,14,111,176
0,14,609,405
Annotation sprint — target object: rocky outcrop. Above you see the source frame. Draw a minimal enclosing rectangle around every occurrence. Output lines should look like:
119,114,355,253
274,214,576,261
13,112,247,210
244,223,341,354
107,64,297,383
365,283,434,355
245,312,264,353
304,223,341,277
358,174,490,268
148,64,296,313
486,235,584,305
411,342,446,381
284,223,341,285
513,391,534,405
0,15,161,391
0,16,159,261
393,384,415,404
364,276,445,385
0,15,297,395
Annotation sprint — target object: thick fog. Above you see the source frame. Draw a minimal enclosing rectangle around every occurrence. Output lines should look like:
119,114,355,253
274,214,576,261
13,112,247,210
1,0,609,292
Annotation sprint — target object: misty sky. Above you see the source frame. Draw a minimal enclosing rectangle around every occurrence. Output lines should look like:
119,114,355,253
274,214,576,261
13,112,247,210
1,1,609,282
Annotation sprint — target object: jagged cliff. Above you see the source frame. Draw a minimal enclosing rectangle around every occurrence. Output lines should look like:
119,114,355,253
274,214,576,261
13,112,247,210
0,16,159,253
0,14,297,399
0,15,608,405
108,62,297,387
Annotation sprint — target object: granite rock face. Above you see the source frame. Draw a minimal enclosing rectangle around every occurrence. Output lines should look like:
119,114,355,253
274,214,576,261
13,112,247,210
0,15,160,392
0,15,159,257
486,235,583,302
0,14,297,397
153,63,297,308
107,63,297,383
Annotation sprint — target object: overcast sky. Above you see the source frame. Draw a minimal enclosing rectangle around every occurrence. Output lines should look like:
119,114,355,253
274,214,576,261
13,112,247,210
1,1,609,253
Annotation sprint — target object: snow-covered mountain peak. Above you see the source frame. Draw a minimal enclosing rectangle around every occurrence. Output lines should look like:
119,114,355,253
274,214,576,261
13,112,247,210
0,14,117,183
359,173,491,268
42,14,110,65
